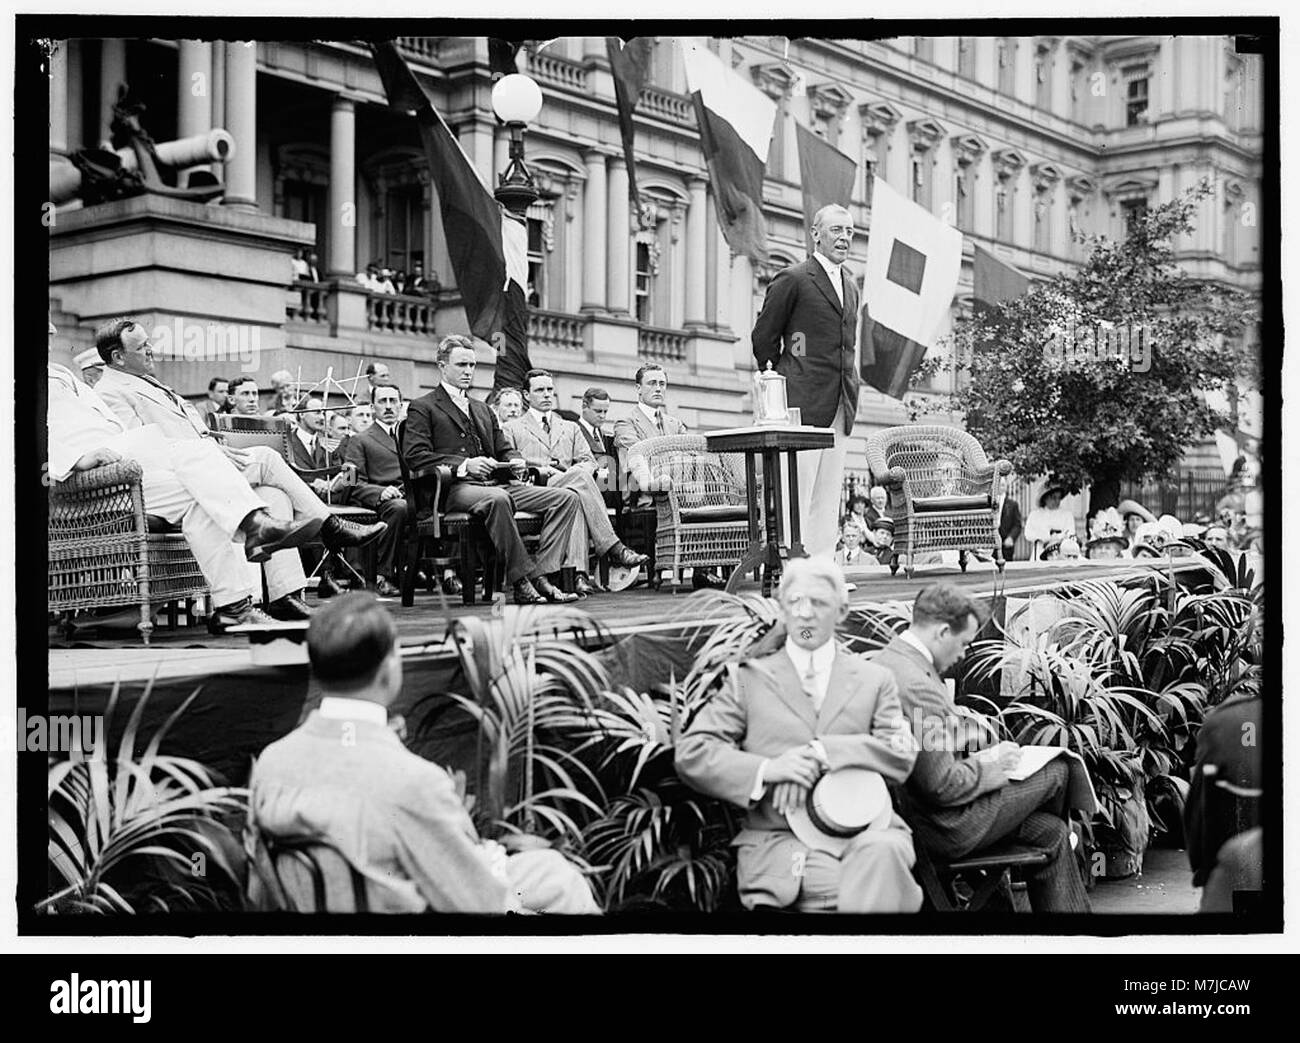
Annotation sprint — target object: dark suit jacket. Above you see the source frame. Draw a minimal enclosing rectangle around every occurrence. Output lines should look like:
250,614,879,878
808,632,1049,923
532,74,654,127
402,386,520,495
751,255,862,433
343,422,404,510
289,430,325,471
577,418,613,457
1185,692,1261,887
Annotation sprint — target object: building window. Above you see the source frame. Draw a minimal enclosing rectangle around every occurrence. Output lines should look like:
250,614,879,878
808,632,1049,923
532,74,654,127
282,180,326,259
634,241,655,325
1121,198,1148,237
1070,59,1087,123
995,185,1011,241
913,37,933,63
957,37,975,79
1033,196,1049,252
863,153,878,208
1124,65,1150,126
1035,43,1052,110
384,185,425,274
911,155,930,209
526,214,546,309
998,38,1016,95
955,170,970,231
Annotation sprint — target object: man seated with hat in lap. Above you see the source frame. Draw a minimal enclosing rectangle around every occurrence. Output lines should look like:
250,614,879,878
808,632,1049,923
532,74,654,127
675,557,922,913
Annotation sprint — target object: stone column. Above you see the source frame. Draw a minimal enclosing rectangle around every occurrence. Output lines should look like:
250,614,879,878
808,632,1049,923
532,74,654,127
328,96,357,277
99,38,127,147
606,155,631,315
1014,37,1035,105
580,149,607,313
455,117,495,191
177,41,213,173
1051,42,1071,120
49,40,68,152
684,176,708,328
223,41,258,209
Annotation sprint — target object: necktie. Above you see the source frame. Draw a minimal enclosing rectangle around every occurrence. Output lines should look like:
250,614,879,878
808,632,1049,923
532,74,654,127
542,414,551,436
801,663,821,713
655,409,665,435
594,427,604,452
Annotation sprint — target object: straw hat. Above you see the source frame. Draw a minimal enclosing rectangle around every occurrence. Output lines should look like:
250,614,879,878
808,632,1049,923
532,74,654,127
786,768,893,856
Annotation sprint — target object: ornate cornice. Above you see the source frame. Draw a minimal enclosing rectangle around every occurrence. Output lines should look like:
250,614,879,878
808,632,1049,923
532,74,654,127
750,62,797,100
992,147,1028,180
906,117,946,152
1066,173,1097,198
808,81,852,122
950,133,989,167
1031,162,1063,192
858,100,902,139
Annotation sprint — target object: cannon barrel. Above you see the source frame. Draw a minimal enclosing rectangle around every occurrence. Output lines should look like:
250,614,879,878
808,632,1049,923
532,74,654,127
48,129,235,205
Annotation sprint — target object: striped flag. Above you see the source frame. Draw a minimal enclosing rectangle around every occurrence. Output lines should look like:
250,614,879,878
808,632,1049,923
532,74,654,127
972,243,1029,312
680,38,776,262
859,175,963,399
795,122,857,254
369,41,532,394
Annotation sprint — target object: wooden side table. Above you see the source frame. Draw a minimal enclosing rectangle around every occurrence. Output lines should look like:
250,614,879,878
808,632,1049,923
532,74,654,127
703,425,835,595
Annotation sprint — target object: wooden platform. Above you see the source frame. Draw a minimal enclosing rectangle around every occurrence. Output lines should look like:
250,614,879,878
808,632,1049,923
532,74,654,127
48,557,1192,689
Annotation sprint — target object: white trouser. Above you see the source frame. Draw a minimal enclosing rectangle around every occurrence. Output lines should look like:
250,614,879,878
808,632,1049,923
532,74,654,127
116,429,265,607
553,465,617,562
239,445,331,523
785,404,851,559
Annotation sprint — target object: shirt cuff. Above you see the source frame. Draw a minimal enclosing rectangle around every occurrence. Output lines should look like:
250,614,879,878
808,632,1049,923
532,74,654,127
750,760,768,803
456,461,468,478
809,739,830,769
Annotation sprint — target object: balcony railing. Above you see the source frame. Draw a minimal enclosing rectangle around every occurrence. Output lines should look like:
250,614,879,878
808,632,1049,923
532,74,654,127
396,37,442,64
528,308,586,353
286,281,329,326
638,85,696,126
638,326,687,363
367,293,435,336
529,51,589,92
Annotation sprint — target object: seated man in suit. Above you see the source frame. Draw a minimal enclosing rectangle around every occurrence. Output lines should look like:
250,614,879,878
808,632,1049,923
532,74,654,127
289,394,327,471
612,363,723,590
402,335,584,606
251,594,599,913
504,369,647,597
577,387,613,457
228,375,262,417
47,321,323,633
873,584,1091,913
676,557,923,913
91,318,384,620
342,381,412,598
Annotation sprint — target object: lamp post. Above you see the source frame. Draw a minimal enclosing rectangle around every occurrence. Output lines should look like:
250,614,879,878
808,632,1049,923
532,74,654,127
491,73,542,215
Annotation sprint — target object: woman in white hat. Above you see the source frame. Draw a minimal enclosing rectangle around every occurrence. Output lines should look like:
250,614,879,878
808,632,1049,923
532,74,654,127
1024,482,1075,560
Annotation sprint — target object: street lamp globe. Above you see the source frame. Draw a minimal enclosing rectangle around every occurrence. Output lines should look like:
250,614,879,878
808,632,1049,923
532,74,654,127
491,73,543,126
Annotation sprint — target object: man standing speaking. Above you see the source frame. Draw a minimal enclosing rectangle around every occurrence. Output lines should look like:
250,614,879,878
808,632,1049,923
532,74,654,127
751,204,861,559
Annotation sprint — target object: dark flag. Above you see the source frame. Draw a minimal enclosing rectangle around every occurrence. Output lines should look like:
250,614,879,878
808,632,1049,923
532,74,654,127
795,122,857,254
606,37,655,220
488,39,522,78
972,244,1030,313
369,41,531,395
679,38,776,262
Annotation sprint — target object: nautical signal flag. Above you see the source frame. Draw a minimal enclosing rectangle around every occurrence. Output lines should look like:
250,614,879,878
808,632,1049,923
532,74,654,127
858,175,963,399
680,38,777,262
369,41,532,394
795,122,857,256
972,243,1030,313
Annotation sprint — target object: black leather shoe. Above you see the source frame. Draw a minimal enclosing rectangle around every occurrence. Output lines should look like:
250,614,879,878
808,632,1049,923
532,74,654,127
243,512,324,563
207,596,277,635
266,592,315,621
692,570,726,591
440,571,464,596
533,575,580,603
574,572,597,598
321,514,388,551
604,542,649,568
316,570,347,599
373,576,400,598
513,577,545,605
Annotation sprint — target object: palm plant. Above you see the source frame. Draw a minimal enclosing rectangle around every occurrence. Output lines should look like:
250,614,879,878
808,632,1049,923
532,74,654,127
42,679,248,914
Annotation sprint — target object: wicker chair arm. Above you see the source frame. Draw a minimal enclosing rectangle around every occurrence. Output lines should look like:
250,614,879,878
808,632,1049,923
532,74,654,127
50,459,144,498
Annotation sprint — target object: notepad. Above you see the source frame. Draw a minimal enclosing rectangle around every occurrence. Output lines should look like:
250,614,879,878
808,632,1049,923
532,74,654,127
1006,746,1100,817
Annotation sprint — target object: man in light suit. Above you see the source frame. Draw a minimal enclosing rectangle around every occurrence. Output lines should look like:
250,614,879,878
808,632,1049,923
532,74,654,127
401,336,583,606
675,558,923,913
504,369,647,596
751,204,862,559
612,363,687,509
92,318,384,619
250,594,600,913
46,321,322,634
872,583,1091,912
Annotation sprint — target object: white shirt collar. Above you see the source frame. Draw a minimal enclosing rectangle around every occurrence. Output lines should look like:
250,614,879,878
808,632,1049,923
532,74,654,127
813,250,843,281
578,417,595,435
529,407,552,426
784,635,836,676
441,381,468,402
900,628,935,666
296,427,316,451
638,401,662,425
318,696,388,726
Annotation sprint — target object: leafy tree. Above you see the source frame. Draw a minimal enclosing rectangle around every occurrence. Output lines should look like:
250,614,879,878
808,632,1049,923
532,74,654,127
920,181,1259,512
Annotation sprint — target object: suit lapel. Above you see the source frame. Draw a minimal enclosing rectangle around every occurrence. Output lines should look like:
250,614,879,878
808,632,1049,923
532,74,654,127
430,386,470,437
770,651,818,731
817,651,856,730
807,258,843,314
890,635,946,690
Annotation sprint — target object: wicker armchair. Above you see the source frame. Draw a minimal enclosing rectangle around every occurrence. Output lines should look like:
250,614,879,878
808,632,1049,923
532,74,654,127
863,425,1012,576
627,434,750,590
48,459,207,644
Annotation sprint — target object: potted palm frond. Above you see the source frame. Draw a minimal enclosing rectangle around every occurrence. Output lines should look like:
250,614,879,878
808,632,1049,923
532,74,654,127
41,680,248,914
